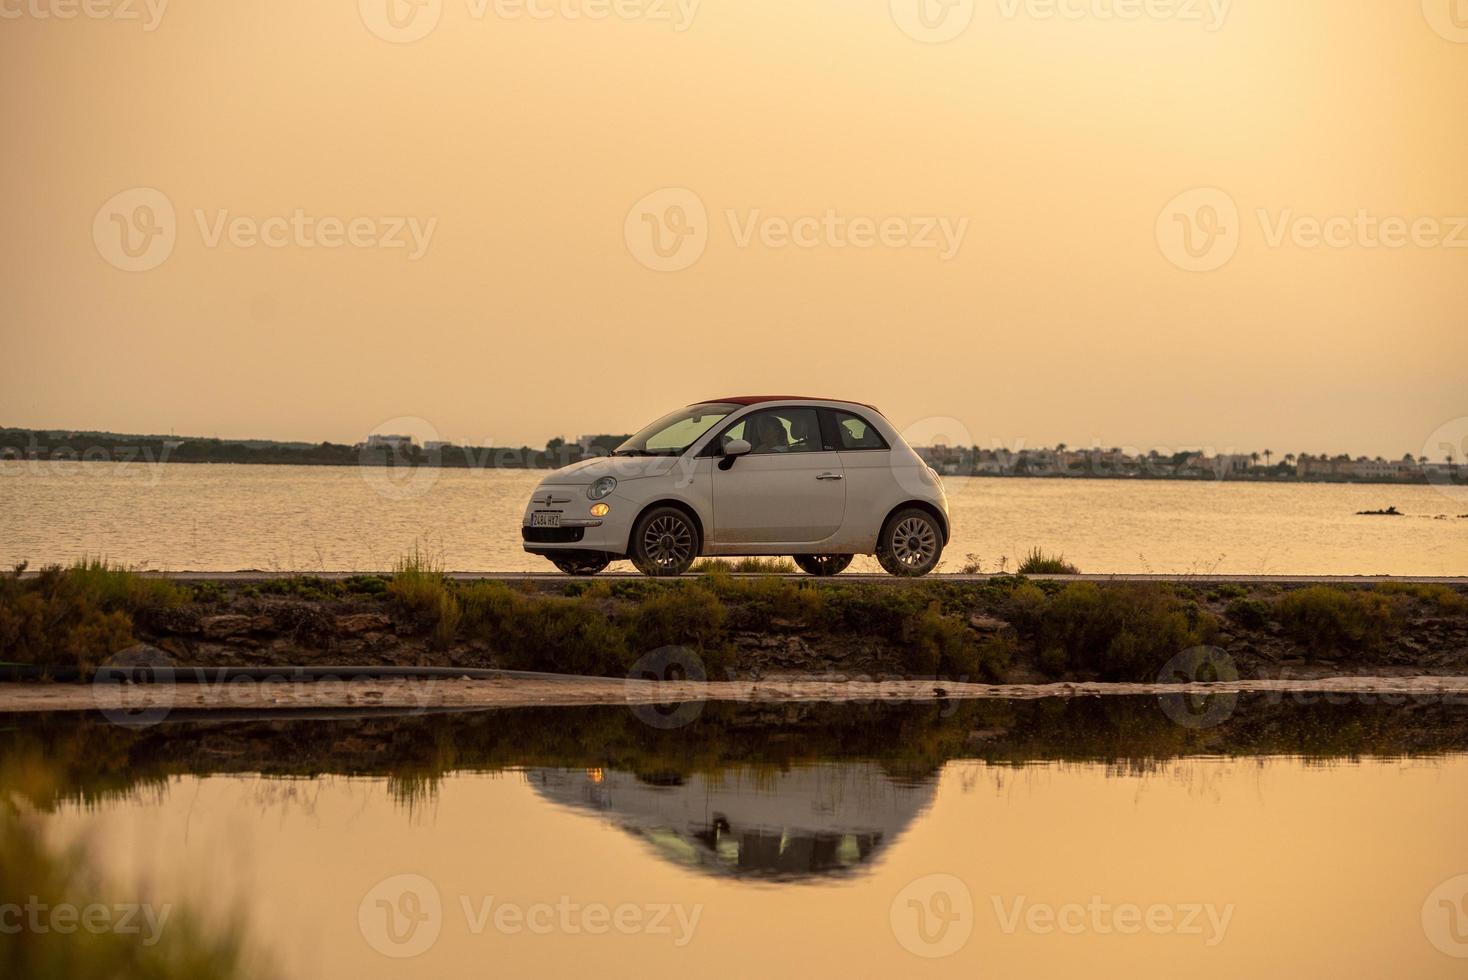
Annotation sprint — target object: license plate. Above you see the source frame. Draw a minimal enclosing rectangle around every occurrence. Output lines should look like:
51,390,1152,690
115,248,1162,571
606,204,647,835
530,512,561,528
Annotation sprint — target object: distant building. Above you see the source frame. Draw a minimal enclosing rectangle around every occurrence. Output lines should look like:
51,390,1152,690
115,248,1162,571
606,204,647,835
365,434,415,450
1213,454,1254,476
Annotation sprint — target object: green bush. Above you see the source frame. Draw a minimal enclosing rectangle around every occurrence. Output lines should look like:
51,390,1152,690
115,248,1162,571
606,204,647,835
460,581,630,675
389,551,461,649
1008,582,1217,680
631,584,730,670
0,568,134,674
66,558,187,613
1277,587,1405,660
904,603,1010,682
1374,582,1467,614
1225,597,1270,629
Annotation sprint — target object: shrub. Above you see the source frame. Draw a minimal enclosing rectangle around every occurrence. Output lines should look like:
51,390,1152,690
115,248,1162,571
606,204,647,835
1374,582,1468,614
1016,548,1080,575
389,551,461,650
66,558,187,613
190,581,228,605
1225,597,1270,630
342,575,389,596
461,581,629,675
706,575,825,623
1277,587,1405,660
631,584,730,670
1010,582,1217,680
0,567,135,674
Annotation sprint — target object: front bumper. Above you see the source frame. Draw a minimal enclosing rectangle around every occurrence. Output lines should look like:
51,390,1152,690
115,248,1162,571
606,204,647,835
521,491,635,557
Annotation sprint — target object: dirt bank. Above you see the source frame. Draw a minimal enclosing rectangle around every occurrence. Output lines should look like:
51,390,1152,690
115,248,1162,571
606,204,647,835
5,674,1468,714
7,568,1468,689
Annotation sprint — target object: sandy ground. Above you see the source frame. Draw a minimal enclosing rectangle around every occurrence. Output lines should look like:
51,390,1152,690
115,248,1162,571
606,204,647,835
4,675,1468,714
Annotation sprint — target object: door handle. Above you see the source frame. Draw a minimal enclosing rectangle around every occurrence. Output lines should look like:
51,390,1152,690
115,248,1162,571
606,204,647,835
816,473,844,481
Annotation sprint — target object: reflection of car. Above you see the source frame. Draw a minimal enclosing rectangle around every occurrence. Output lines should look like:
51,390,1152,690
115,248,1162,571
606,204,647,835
521,396,950,577
526,764,936,880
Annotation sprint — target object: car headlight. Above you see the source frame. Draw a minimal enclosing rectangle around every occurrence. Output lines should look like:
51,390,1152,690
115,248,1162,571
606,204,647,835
588,476,617,500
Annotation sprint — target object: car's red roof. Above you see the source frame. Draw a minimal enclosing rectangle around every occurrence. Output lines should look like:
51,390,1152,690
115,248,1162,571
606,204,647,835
700,395,882,412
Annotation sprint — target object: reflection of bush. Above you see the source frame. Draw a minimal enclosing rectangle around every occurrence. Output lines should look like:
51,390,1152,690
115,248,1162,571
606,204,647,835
7,695,1468,815
0,761,260,979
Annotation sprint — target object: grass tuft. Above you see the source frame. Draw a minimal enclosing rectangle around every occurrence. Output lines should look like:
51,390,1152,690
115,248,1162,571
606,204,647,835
692,557,797,575
1015,548,1080,576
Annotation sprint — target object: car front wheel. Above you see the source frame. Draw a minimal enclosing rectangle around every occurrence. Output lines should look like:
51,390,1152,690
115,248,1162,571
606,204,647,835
793,554,853,576
630,506,700,576
875,509,943,577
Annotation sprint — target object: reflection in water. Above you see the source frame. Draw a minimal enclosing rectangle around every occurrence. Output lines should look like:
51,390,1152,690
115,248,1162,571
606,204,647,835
528,764,936,880
8,693,1468,816
6,696,1468,978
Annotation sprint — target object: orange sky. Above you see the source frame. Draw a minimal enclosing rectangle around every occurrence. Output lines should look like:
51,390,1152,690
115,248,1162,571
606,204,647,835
1,0,1464,457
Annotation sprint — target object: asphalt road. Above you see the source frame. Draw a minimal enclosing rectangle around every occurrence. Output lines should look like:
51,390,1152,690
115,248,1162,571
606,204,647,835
53,571,1468,585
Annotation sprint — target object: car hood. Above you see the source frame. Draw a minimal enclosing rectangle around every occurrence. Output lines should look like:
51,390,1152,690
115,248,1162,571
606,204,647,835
537,455,681,485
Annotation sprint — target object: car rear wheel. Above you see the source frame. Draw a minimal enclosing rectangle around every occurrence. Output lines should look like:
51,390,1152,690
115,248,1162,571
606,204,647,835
876,508,943,577
793,554,853,576
630,507,700,576
551,556,611,576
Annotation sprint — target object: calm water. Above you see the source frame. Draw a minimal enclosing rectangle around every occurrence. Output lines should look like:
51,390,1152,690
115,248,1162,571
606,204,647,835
2,461,1465,574
10,698,1468,978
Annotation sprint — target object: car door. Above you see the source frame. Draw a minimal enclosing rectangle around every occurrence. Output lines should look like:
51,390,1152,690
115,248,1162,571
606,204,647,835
711,407,846,544
822,407,897,551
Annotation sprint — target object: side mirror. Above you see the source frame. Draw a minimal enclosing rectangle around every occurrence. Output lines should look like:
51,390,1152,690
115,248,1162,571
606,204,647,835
719,438,751,470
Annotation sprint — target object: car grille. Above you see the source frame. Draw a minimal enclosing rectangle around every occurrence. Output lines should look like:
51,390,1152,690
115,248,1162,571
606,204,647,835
522,526,586,544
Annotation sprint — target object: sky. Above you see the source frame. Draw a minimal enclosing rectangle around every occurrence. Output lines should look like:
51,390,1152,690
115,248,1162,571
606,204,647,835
1,0,1465,460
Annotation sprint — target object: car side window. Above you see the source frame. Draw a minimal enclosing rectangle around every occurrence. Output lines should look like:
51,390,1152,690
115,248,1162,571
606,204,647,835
825,409,889,451
738,408,822,455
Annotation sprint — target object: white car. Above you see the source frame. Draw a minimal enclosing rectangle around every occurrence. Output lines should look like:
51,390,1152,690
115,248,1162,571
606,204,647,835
522,396,950,577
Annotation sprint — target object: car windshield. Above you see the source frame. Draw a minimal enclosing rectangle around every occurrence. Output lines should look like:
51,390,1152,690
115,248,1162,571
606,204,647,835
613,403,738,456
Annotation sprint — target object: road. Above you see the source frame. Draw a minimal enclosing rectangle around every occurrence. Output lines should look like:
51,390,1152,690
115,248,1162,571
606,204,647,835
41,571,1468,585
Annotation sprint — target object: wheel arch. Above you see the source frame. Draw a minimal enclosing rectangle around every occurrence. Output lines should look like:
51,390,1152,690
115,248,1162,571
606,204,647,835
628,498,707,554
881,500,950,545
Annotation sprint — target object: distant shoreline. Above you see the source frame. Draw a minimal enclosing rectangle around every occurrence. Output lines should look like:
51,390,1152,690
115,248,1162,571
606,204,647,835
2,454,1463,488
2,426,1463,488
